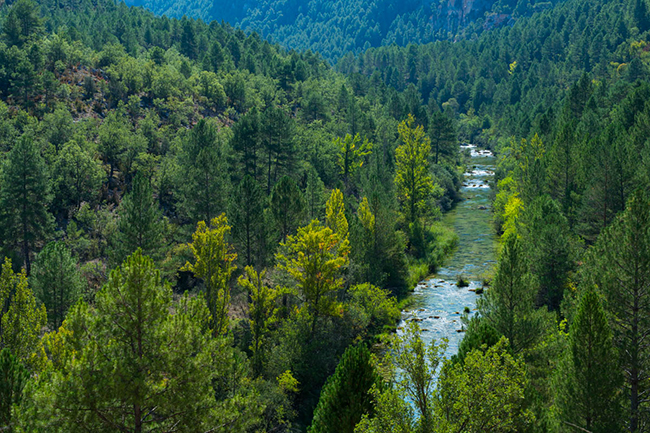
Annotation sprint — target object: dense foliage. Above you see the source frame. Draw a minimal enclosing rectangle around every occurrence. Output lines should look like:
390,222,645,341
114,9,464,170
123,0,564,62
1,0,650,430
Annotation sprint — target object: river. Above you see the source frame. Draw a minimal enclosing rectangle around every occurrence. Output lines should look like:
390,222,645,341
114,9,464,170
397,145,498,357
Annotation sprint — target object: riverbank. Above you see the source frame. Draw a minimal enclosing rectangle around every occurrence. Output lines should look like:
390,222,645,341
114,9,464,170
398,145,498,357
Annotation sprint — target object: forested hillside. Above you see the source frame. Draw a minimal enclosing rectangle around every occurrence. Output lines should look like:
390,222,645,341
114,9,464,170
1,0,650,431
123,0,563,62
0,0,463,430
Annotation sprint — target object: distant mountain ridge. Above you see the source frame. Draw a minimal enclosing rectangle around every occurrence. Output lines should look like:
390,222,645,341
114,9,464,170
122,0,563,62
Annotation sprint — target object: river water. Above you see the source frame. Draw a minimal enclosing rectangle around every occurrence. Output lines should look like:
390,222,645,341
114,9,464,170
397,145,498,357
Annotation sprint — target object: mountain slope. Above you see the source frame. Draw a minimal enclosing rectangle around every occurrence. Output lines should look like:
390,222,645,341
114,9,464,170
123,0,563,62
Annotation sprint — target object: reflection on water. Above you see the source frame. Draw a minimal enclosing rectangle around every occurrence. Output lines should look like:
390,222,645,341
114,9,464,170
398,145,498,357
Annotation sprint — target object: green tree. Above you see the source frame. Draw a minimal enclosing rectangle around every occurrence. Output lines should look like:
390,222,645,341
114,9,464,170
305,166,326,221
276,220,349,337
523,195,578,310
98,111,130,182
428,111,457,165
335,133,373,187
27,250,231,432
270,176,305,243
0,134,53,274
480,235,546,354
52,139,104,213
230,175,264,267
262,106,295,194
238,266,278,377
2,0,43,48
0,348,28,431
112,172,165,264
395,114,436,223
178,119,230,223
326,188,349,240
309,344,380,433
554,290,622,433
437,338,532,433
390,321,447,432
183,215,237,337
31,241,84,330
587,190,650,432
0,258,46,371
231,108,262,181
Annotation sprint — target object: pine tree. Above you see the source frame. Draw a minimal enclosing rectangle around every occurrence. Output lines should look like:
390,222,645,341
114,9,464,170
112,172,164,265
555,290,622,433
0,134,53,274
0,258,46,371
31,241,84,330
27,250,230,432
230,175,264,267
480,234,546,354
231,108,262,181
270,176,305,243
309,344,380,433
428,111,456,165
0,348,28,431
305,166,326,221
178,119,230,224
588,190,650,432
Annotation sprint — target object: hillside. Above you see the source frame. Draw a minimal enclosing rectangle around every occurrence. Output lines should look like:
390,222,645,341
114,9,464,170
1,0,650,431
123,0,563,61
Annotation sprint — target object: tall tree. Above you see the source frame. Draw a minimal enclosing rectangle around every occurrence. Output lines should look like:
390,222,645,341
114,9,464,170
305,166,326,221
334,133,373,188
270,176,305,243
26,250,236,432
231,108,262,181
262,106,294,194
182,215,237,337
238,266,278,377
554,290,622,433
178,119,230,224
428,111,457,165
31,241,84,330
326,188,349,240
480,234,546,354
389,321,446,432
112,172,165,264
394,114,436,224
437,338,532,433
309,344,380,433
230,175,264,267
0,348,28,431
276,220,349,337
0,134,53,274
0,258,46,371
2,0,43,48
588,190,650,432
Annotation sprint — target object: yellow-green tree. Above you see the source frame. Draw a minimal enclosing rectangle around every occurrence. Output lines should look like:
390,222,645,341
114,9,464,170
335,133,373,186
276,220,349,337
394,114,436,223
238,266,279,377
326,188,348,240
0,258,46,371
183,214,237,336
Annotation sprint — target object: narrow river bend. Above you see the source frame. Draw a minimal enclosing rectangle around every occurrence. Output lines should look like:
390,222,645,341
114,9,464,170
397,145,498,357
